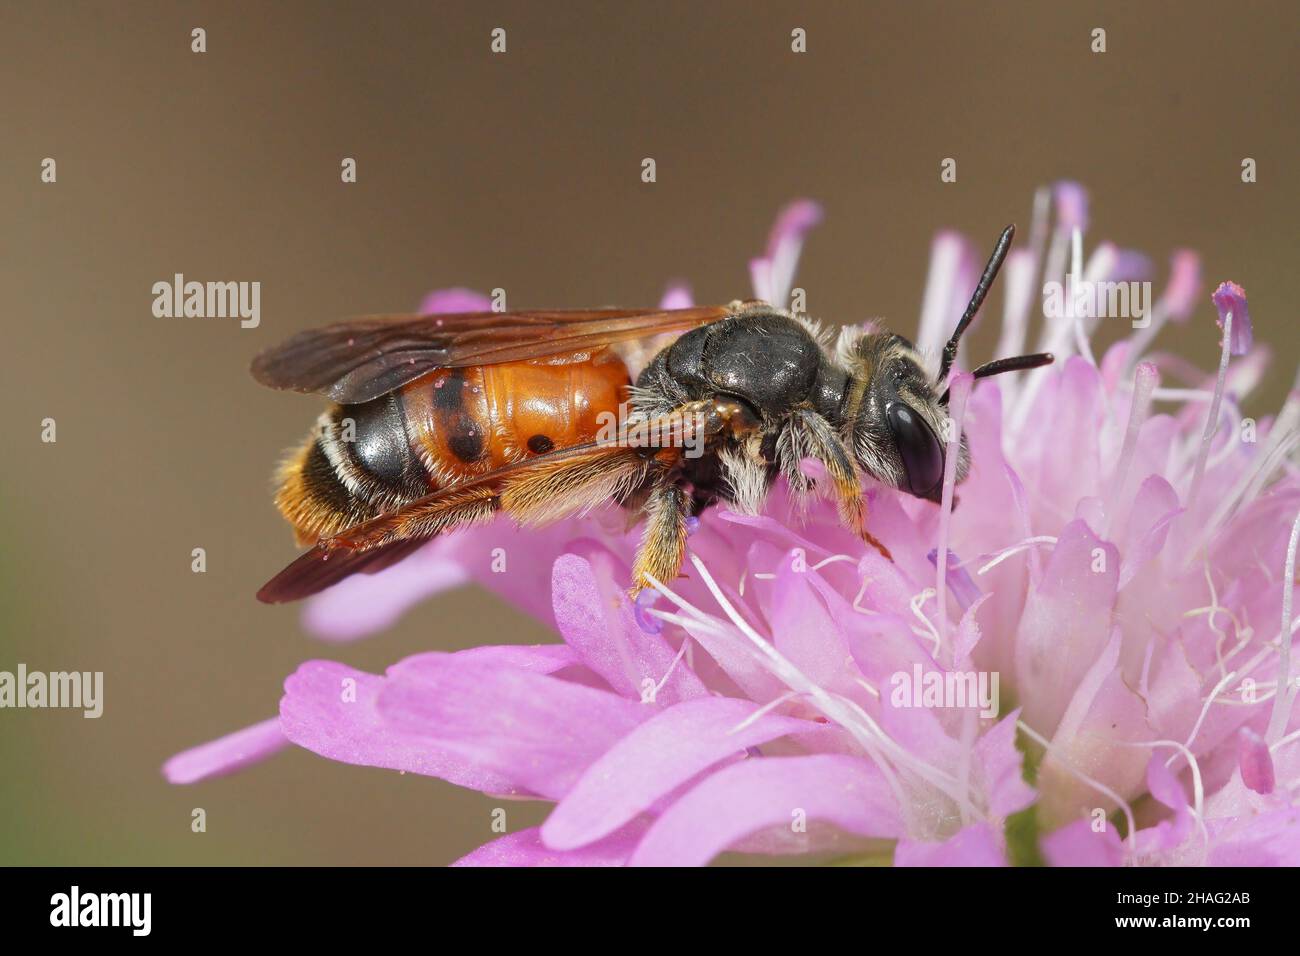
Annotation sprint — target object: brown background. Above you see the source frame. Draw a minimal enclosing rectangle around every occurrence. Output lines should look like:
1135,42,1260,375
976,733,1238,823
1,1,1295,865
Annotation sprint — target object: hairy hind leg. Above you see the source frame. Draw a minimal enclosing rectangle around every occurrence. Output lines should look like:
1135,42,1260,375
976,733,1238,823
631,481,692,595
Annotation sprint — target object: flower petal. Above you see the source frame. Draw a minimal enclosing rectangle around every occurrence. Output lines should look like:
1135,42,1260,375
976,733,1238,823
1208,807,1300,865
1134,753,1193,855
916,230,978,360
1116,475,1182,590
659,283,693,310
1014,519,1119,736
1237,727,1275,795
1037,628,1153,827
377,656,650,799
301,538,469,642
1160,250,1201,323
894,822,1007,867
454,823,647,867
976,710,1036,818
628,755,901,866
1041,818,1125,866
755,199,823,307
552,551,707,706
390,644,579,677
162,716,288,785
418,287,492,314
543,697,814,850
1053,181,1089,233
279,660,521,794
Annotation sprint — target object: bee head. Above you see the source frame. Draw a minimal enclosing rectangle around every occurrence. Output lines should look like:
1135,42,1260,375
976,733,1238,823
839,223,1054,504
843,332,966,503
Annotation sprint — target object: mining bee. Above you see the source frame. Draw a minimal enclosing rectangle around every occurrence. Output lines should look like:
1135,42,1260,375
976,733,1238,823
252,225,1051,603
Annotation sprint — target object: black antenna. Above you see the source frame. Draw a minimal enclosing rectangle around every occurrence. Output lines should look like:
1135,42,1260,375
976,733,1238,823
936,223,1016,386
939,352,1054,405
971,352,1054,379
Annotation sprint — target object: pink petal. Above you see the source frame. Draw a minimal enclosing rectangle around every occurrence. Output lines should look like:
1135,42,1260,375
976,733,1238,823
1161,250,1202,323
1237,727,1275,795
1041,818,1125,866
1014,519,1119,736
894,822,1007,866
454,823,646,867
418,287,493,314
976,710,1036,818
628,755,902,866
1053,181,1089,233
748,258,775,304
1116,475,1182,589
377,656,649,799
659,283,693,309
1208,807,1300,865
758,543,858,696
551,551,707,706
279,660,523,794
1133,754,1193,854
390,644,579,677
951,592,993,663
917,230,978,360
1037,628,1153,827
750,199,823,308
301,537,469,642
1211,281,1252,355
1033,358,1105,517
764,199,824,261
543,697,814,850
162,716,288,785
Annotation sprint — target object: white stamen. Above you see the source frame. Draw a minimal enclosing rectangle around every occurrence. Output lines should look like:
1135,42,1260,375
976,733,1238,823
652,634,694,700
976,536,1058,575
1070,229,1098,367
1265,508,1300,743
1183,644,1279,755
935,373,972,652
1183,310,1234,522
727,690,804,735
992,250,1037,408
851,576,879,616
810,554,857,572
855,677,881,698
1105,362,1158,537
665,558,986,824
909,588,942,656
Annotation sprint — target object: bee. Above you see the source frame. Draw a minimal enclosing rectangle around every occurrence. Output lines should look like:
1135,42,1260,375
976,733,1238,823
252,224,1051,603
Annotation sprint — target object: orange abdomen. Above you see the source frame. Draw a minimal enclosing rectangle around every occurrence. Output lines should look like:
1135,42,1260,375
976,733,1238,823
274,348,631,546
399,348,631,486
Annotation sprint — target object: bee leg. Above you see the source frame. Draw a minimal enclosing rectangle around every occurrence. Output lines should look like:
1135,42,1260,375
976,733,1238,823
782,409,893,562
334,484,501,549
631,481,692,596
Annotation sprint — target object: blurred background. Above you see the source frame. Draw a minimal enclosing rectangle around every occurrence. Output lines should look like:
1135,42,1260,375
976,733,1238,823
0,0,1295,865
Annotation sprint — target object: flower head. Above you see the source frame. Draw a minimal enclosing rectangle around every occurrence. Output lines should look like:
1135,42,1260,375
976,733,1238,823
167,188,1300,867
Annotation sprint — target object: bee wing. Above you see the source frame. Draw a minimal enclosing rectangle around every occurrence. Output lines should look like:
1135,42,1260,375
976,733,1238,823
250,306,731,405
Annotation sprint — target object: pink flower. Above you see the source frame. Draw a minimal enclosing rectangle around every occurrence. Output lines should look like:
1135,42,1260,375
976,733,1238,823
166,189,1300,867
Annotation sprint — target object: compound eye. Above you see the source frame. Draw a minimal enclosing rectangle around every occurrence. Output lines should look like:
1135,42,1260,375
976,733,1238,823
886,402,944,499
